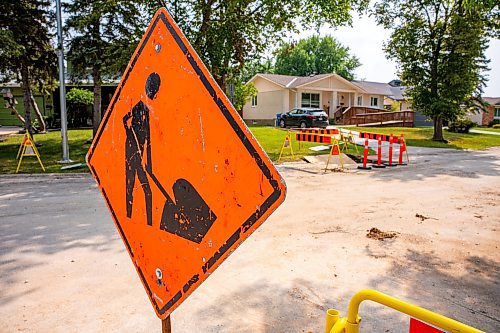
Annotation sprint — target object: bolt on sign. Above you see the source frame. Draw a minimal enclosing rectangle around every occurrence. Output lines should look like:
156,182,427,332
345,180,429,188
86,8,286,319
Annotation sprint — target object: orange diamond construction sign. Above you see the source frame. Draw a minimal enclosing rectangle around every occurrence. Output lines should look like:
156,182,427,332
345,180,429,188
86,8,286,319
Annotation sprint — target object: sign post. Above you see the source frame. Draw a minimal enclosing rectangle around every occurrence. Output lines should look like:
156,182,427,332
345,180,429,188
86,7,286,327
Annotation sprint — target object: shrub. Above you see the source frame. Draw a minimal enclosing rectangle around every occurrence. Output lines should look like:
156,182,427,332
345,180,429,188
488,119,500,127
447,119,475,133
493,124,500,129
66,88,93,127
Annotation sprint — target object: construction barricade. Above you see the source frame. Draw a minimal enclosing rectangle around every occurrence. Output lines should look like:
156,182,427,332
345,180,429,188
325,289,483,333
339,129,410,170
16,132,45,173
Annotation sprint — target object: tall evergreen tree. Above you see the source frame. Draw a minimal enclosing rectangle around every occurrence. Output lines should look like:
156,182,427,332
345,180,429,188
65,0,149,137
0,0,57,134
374,0,498,141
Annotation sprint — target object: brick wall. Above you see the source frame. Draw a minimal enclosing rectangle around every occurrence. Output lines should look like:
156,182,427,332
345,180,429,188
482,105,495,126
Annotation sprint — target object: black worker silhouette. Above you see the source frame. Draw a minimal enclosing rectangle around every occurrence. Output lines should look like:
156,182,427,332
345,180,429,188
123,73,160,226
124,72,216,243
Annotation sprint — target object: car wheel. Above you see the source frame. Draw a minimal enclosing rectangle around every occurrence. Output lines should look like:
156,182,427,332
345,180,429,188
300,121,307,129
279,119,286,128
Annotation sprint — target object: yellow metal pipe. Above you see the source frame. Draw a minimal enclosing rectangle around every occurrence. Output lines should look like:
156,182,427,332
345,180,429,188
329,317,347,333
346,289,484,333
325,309,340,333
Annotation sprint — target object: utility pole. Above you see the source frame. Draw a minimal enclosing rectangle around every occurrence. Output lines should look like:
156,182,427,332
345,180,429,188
56,0,72,163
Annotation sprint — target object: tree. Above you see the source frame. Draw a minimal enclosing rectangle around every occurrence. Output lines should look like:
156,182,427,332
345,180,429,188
65,0,149,137
273,36,361,80
160,0,369,91
0,0,57,134
233,82,257,114
374,0,498,142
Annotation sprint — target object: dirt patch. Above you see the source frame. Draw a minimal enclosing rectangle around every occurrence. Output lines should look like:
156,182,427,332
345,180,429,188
366,227,399,240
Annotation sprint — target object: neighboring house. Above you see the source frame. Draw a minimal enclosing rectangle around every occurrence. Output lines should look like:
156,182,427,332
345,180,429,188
383,80,433,127
243,73,392,125
467,97,500,126
1,83,51,127
0,80,118,127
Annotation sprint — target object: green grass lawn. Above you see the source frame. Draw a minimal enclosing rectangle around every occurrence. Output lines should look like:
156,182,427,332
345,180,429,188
0,126,363,173
473,127,500,133
2,125,499,174
345,126,500,150
249,126,361,162
0,129,92,174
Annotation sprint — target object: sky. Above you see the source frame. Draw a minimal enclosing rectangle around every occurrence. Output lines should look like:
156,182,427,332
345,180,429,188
298,13,500,97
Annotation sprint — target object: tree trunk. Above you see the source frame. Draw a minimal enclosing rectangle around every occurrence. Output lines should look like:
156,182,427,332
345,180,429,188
20,62,33,137
8,105,26,124
432,117,445,142
92,66,102,138
30,93,47,132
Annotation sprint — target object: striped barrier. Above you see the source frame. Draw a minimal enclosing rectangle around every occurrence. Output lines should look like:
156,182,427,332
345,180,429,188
296,133,332,144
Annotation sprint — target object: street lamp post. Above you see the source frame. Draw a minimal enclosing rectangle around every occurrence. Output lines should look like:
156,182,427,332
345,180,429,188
55,0,72,163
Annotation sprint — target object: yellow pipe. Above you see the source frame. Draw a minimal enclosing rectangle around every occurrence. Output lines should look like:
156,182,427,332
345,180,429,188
346,289,484,333
325,309,340,333
330,317,347,333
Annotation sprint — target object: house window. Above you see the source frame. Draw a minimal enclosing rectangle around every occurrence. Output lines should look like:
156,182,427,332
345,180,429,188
301,93,320,108
494,107,500,119
251,95,257,107
370,97,379,107
357,96,363,106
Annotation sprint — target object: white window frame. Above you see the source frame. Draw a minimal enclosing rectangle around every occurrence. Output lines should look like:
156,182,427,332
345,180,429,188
251,95,257,107
370,96,379,107
357,96,363,106
301,92,320,108
494,106,500,119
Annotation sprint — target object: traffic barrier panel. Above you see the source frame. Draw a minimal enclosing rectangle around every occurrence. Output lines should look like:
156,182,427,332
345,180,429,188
325,289,484,333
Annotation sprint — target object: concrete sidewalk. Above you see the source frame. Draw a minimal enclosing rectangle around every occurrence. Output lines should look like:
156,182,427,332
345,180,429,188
0,126,21,137
470,129,500,135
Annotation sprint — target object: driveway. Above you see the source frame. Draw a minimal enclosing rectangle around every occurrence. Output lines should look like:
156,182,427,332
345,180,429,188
1,147,499,332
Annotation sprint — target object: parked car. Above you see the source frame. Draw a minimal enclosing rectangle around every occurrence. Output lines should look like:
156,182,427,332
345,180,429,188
279,108,329,128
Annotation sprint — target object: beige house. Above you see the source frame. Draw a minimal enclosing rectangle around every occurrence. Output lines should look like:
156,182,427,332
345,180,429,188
243,73,393,125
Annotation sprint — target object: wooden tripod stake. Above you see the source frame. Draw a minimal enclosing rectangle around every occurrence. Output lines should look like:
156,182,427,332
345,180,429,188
162,316,171,333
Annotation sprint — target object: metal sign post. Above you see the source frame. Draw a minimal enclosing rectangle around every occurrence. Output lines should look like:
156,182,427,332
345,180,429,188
55,0,72,163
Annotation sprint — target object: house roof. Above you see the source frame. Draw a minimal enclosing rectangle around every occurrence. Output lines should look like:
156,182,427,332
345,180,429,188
252,73,403,96
387,85,408,100
351,80,393,95
257,73,333,88
483,97,500,105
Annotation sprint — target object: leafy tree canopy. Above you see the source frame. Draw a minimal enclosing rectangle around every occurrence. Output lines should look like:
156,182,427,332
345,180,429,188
374,0,498,141
273,35,361,80
159,0,369,89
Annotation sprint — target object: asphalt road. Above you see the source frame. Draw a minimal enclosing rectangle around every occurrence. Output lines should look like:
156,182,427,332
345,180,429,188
1,147,499,332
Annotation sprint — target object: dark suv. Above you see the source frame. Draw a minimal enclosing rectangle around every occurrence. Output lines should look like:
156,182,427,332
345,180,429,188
279,108,329,128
